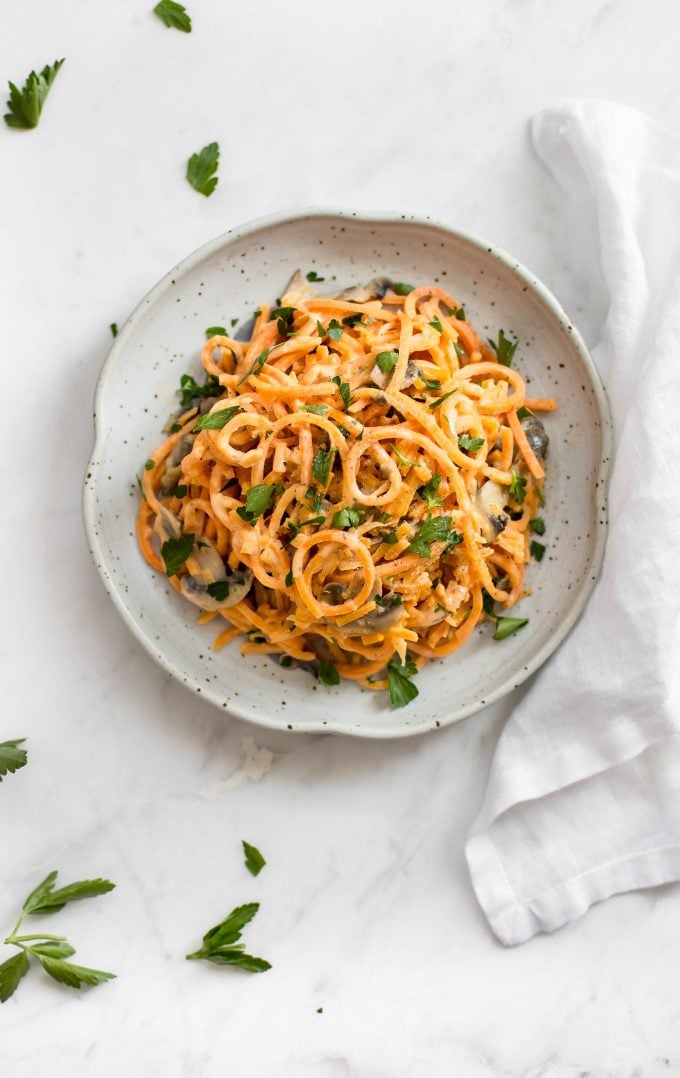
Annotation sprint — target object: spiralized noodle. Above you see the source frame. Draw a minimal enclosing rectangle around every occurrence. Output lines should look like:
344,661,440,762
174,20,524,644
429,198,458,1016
137,276,555,704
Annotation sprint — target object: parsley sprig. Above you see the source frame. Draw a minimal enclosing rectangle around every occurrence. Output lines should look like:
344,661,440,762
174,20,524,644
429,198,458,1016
4,59,65,131
407,516,463,558
482,590,529,640
186,903,270,973
0,739,28,782
237,483,283,525
417,473,444,509
178,372,222,408
0,871,116,1003
153,0,192,31
386,656,418,708
488,329,518,367
186,141,219,197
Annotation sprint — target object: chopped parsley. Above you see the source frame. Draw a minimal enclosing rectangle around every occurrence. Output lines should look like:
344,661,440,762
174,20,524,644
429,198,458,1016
392,282,414,296
530,540,546,562
194,406,240,431
331,507,363,528
375,594,401,609
4,59,65,131
508,472,527,504
326,319,343,342
458,434,485,453
418,473,444,508
516,406,533,420
381,530,399,544
312,446,335,488
206,580,229,601
271,306,296,338
242,840,266,877
317,661,340,686
420,376,441,390
238,348,270,385
178,372,222,407
386,656,418,708
391,444,416,469
306,270,325,282
161,534,195,576
288,515,325,538
173,485,187,498
488,328,518,367
153,0,192,31
302,403,329,415
285,569,294,587
237,483,283,524
110,323,118,338
482,589,529,640
144,458,155,471
331,376,351,410
342,313,367,328
429,318,443,332
205,325,227,337
376,350,399,374
530,517,546,535
429,389,458,410
407,516,463,558
186,141,219,197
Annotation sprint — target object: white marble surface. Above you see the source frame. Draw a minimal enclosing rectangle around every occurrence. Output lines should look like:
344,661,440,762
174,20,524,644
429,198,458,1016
2,1,680,1074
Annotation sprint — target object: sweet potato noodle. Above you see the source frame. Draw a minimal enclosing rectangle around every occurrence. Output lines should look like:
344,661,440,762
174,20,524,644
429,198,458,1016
137,275,555,706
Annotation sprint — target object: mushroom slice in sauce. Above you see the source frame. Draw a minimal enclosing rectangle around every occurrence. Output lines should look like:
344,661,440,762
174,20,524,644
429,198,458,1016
180,541,253,612
521,415,549,462
322,580,402,636
330,277,393,302
476,480,509,542
370,358,421,390
159,435,196,494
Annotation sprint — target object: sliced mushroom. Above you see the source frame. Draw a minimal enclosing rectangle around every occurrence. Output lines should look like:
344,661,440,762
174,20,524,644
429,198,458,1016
180,541,253,612
370,358,421,390
521,415,549,461
336,594,403,636
159,435,196,494
330,276,393,302
476,480,509,542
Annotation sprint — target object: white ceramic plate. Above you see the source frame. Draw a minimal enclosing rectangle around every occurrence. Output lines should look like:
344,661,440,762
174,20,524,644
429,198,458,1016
83,209,611,738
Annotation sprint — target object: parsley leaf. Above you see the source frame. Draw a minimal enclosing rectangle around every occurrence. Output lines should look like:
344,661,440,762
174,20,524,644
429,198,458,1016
493,616,529,641
407,516,462,558
238,348,269,385
516,406,533,420
429,389,458,410
0,739,27,782
153,0,192,31
391,444,416,469
205,325,226,337
194,406,240,431
316,320,326,337
508,472,527,504
386,656,418,708
417,473,444,508
488,329,518,367
144,458,155,471
530,517,546,535
178,372,222,407
4,59,65,131
312,446,335,488
302,404,329,415
238,484,282,524
429,318,443,332
206,580,230,601
186,141,219,197
420,376,441,390
186,902,270,973
161,534,195,576
317,661,340,686
110,323,118,338
392,282,413,296
381,530,399,544
342,313,366,328
326,319,343,342
530,540,546,562
242,841,266,877
0,952,30,1003
271,306,297,338
173,485,188,498
331,507,363,528
376,351,399,374
287,515,325,538
331,376,350,409
0,870,116,1001
458,434,485,453
285,569,294,587
306,270,324,282
375,594,401,608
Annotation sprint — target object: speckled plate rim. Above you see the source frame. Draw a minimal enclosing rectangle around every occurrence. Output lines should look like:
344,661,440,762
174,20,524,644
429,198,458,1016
83,207,612,738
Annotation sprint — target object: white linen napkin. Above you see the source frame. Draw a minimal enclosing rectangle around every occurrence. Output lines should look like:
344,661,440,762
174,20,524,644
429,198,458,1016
465,100,680,946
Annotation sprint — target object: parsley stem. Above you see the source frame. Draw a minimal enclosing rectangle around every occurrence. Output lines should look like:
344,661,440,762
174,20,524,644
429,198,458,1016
7,933,68,944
